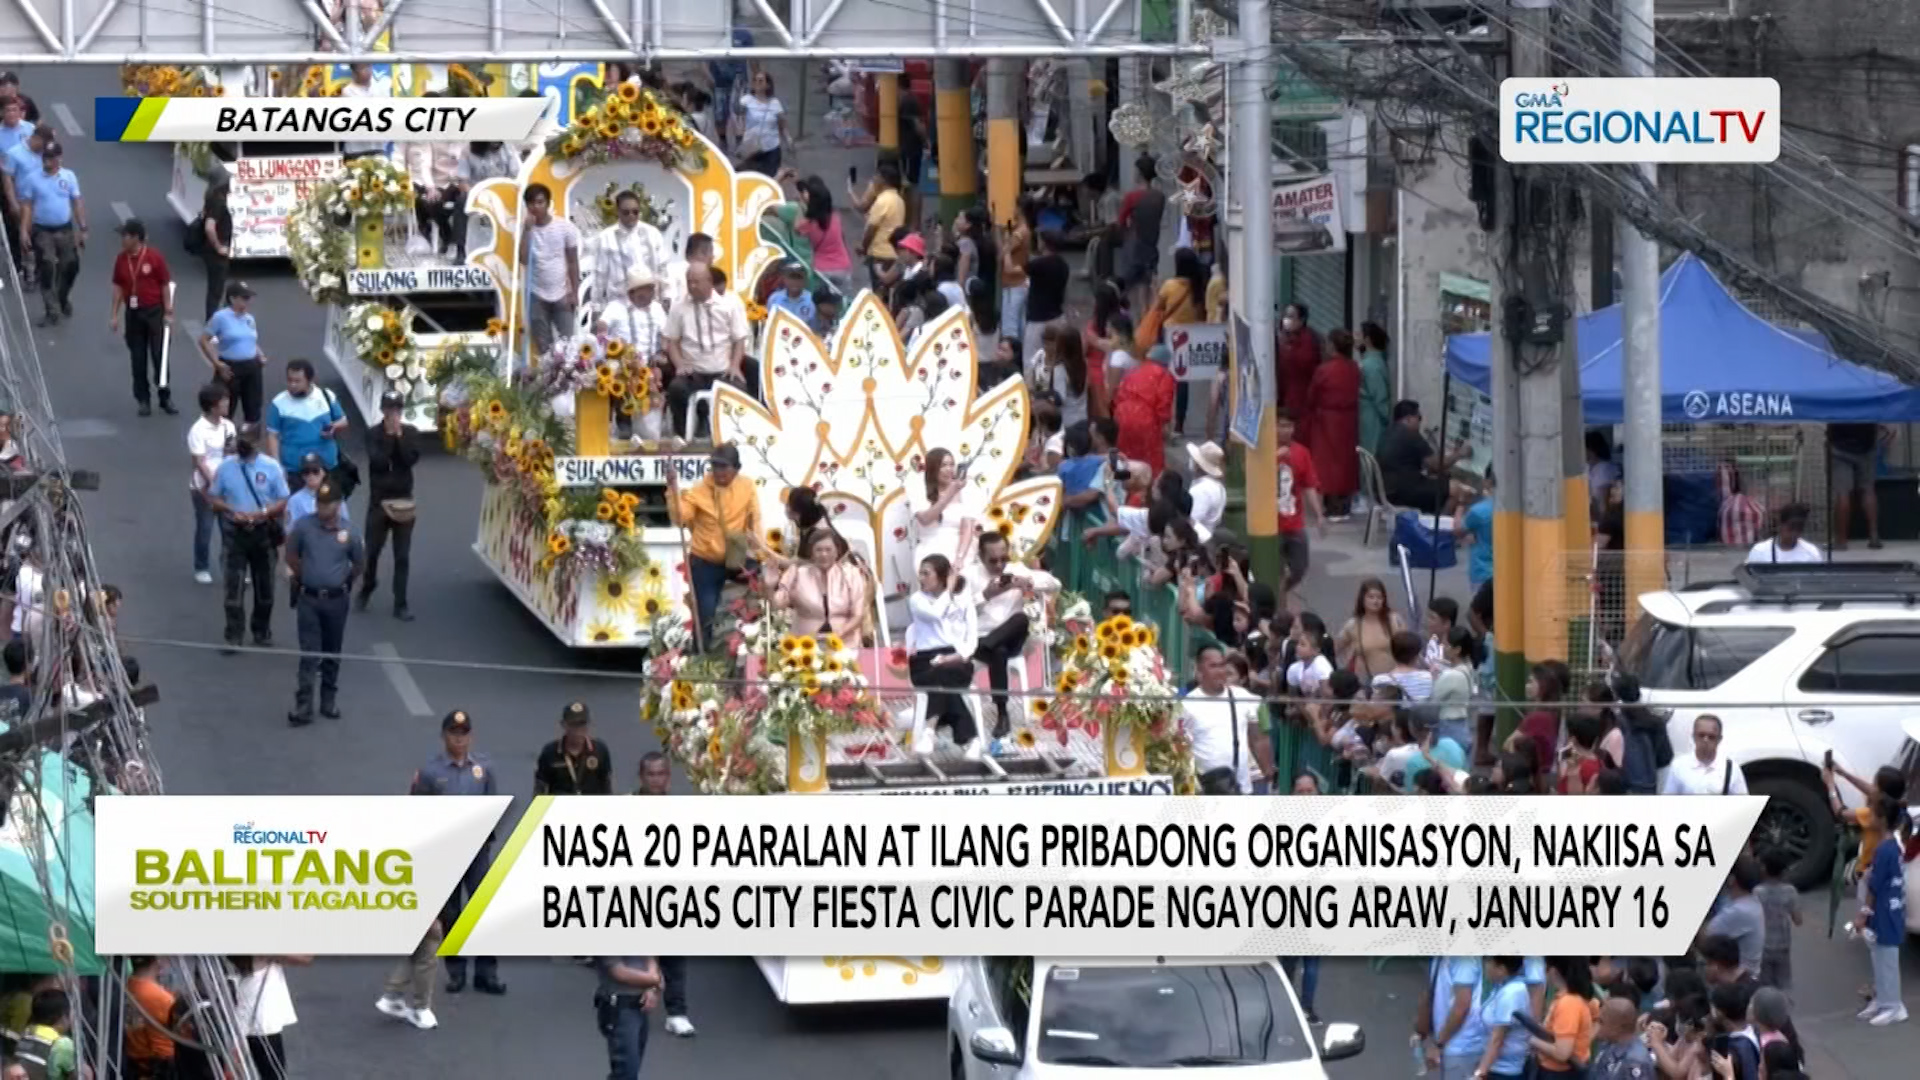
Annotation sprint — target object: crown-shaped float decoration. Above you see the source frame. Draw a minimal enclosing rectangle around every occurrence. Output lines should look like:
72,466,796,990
461,106,785,356
713,293,1064,601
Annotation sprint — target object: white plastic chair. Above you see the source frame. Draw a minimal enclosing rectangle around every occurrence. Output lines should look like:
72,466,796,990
1357,447,1413,548
909,689,983,760
681,387,718,441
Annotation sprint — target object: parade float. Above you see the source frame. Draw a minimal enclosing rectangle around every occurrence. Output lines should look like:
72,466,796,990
636,517,1191,1004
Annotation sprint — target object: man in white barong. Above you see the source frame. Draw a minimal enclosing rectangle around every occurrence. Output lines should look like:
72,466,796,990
590,190,672,314
595,267,670,440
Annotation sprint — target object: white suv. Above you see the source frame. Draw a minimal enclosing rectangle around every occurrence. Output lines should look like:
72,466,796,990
1621,562,1920,887
949,957,1364,1078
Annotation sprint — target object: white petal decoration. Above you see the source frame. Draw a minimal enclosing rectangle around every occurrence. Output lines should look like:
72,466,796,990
384,363,405,379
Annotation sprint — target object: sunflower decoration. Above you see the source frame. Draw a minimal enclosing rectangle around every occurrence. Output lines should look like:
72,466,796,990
545,85,704,170
743,299,769,324
1038,608,1192,789
1013,728,1039,750
585,619,626,645
485,316,507,337
597,573,642,617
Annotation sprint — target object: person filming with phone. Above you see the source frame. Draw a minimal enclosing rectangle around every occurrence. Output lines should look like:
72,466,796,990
910,447,979,568
967,532,1058,739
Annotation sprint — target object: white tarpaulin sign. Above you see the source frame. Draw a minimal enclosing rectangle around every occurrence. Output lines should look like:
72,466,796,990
1272,174,1347,255
1168,324,1228,383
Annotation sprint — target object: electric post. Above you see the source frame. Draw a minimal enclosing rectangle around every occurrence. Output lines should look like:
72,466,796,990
934,60,977,225
1619,0,1667,618
1233,0,1280,587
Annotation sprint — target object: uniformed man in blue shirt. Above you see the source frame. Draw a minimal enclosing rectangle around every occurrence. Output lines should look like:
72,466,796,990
283,481,363,726
0,121,48,284
205,426,290,652
596,955,661,1080
412,710,508,995
17,142,84,325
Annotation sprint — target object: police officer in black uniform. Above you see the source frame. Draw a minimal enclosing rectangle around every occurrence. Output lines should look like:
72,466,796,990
534,701,614,795
284,481,362,726
411,709,507,995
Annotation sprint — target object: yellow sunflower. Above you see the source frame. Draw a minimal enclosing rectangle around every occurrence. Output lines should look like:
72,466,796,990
797,636,816,654
376,348,395,363
988,506,1008,523
485,317,507,335
1099,643,1120,661
547,531,571,556
561,137,583,156
608,378,628,398
617,81,642,102
766,527,785,550
640,116,663,137
595,501,616,522
824,658,844,674
644,563,665,584
586,620,625,644
779,635,801,653
597,195,616,214
824,633,845,653
596,575,640,617
578,342,597,361
641,595,664,619
1072,633,1092,654
1033,699,1051,717
597,122,621,140
1015,729,1038,749
606,339,629,360
1056,673,1078,693
997,522,1014,539
615,511,636,532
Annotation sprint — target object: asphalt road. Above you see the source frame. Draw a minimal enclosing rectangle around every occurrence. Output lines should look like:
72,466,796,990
23,61,1920,1080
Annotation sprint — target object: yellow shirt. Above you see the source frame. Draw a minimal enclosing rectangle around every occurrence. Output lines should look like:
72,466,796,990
1002,225,1031,287
1206,273,1228,322
866,188,906,259
1853,805,1885,875
673,476,761,565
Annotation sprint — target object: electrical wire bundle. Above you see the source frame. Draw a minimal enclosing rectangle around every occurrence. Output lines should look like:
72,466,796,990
0,223,258,1074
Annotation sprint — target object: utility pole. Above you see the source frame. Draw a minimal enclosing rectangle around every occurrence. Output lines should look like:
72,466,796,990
986,60,1024,228
1233,0,1279,587
875,72,901,154
1509,2,1572,672
1619,0,1666,617
933,60,977,226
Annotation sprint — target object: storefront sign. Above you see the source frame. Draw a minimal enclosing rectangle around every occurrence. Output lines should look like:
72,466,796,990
1271,173,1347,255
856,776,1174,796
552,454,709,488
1229,315,1264,449
231,154,342,184
1168,323,1227,383
349,266,497,295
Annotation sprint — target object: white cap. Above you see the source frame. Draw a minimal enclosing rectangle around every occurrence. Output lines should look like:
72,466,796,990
625,267,657,291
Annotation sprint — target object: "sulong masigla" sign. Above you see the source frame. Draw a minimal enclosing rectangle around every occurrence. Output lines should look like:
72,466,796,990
348,266,497,295
552,455,710,488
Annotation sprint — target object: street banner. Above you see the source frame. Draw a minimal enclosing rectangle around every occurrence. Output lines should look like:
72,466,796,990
1168,323,1227,383
1229,315,1263,449
1272,174,1347,255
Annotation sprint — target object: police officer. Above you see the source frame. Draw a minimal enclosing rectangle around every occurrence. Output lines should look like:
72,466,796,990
533,701,613,795
411,710,508,996
595,955,660,1080
283,481,362,726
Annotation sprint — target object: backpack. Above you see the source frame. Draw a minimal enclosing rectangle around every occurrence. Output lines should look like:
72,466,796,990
14,1027,56,1080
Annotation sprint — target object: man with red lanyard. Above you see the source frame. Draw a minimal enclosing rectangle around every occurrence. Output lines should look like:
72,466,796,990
107,218,176,416
1275,407,1327,612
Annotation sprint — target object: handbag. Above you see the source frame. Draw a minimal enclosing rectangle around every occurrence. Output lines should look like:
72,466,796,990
1196,691,1244,794
380,498,417,525
322,389,362,498
237,463,286,548
1134,281,1190,352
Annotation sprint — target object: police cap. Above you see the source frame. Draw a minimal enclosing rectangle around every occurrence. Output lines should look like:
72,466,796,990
442,709,473,733
561,701,590,727
314,482,342,505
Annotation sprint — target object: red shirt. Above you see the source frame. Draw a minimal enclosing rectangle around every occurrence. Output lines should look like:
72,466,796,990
111,244,172,312
1276,441,1318,534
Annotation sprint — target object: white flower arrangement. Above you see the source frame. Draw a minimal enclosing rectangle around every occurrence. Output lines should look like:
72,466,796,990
320,155,416,220
341,302,432,400
287,156,416,304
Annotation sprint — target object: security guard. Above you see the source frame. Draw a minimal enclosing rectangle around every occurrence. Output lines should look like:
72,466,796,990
533,701,613,795
411,710,508,996
595,955,660,1080
283,481,362,726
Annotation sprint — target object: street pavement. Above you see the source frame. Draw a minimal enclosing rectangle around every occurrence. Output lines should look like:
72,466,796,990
23,61,1920,1080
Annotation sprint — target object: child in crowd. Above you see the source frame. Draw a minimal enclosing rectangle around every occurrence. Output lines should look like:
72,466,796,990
1753,848,1802,994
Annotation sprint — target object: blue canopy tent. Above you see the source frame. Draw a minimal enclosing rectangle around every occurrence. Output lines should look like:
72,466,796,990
1443,253,1920,423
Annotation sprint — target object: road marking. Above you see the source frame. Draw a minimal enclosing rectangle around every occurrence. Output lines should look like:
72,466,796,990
111,201,134,224
52,103,83,138
371,641,433,717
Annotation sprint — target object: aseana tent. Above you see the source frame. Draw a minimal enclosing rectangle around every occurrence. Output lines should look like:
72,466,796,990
0,752,100,974
1443,253,1920,424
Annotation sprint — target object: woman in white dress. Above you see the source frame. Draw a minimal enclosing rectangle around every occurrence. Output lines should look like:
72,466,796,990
907,553,982,757
231,954,312,1078
910,447,978,569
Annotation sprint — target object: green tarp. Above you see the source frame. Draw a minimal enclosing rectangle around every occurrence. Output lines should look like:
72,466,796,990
0,752,100,974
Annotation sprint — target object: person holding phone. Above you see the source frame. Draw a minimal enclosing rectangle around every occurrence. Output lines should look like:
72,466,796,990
910,447,979,568
967,531,1058,738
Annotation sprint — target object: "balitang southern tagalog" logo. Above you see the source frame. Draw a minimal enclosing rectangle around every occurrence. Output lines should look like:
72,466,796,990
128,821,419,913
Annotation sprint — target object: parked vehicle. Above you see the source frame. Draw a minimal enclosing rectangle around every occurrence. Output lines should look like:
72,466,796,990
1620,561,1920,887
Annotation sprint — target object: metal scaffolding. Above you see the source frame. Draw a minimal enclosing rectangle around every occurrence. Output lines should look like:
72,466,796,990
0,0,1206,63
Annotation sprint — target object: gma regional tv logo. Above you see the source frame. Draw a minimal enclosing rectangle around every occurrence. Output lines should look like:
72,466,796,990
1500,77,1780,164
130,825,419,912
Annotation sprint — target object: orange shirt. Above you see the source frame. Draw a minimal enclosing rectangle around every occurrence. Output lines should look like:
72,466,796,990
126,975,176,1061
1537,994,1597,1071
672,475,761,565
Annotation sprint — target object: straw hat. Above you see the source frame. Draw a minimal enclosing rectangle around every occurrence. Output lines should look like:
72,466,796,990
1186,441,1226,478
